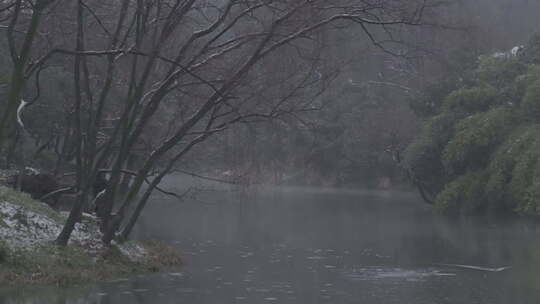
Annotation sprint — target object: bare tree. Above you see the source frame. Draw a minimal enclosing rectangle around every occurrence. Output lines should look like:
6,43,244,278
2,0,438,246
0,0,58,162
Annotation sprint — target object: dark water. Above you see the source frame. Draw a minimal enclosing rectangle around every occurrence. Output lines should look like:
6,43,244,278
3,185,540,304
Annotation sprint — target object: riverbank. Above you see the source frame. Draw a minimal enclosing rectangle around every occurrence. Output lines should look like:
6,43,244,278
0,185,181,286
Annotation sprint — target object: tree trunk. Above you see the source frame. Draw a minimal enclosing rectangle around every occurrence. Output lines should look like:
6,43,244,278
0,4,49,147
55,191,88,246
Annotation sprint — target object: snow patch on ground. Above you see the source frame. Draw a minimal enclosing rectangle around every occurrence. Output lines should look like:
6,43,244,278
0,201,104,253
0,201,60,248
0,178,160,264
116,241,148,263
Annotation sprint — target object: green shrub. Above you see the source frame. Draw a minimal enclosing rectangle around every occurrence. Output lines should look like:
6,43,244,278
409,79,461,117
442,86,499,115
476,55,525,89
519,65,540,85
508,137,540,215
485,125,540,212
407,33,540,217
434,171,488,215
511,65,540,103
404,113,457,192
443,107,515,175
521,79,540,121
404,137,445,191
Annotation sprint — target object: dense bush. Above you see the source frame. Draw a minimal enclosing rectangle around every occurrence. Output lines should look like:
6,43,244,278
405,33,540,216
434,171,488,215
485,126,540,212
476,56,525,88
441,86,499,115
442,107,515,175
404,113,457,192
521,79,540,121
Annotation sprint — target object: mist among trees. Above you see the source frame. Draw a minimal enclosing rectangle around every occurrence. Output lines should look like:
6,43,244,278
1,0,540,247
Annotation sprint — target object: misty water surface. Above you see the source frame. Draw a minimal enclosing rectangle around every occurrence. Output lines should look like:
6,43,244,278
3,181,540,304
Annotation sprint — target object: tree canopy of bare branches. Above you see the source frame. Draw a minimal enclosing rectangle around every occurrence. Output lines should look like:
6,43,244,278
0,0,440,246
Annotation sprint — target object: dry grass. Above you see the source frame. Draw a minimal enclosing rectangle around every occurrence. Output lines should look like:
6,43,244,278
0,183,182,286
142,240,182,269
0,241,182,286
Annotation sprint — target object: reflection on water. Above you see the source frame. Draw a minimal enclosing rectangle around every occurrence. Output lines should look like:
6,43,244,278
3,185,540,303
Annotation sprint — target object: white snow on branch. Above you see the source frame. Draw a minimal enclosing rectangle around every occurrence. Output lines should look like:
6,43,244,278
16,99,29,129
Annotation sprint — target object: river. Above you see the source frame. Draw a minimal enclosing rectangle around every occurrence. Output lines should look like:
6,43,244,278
3,184,540,303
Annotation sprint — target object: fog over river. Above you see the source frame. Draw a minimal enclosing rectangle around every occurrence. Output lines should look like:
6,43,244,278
3,180,540,304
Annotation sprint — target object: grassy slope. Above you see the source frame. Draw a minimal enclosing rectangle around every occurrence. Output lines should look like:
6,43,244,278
0,185,64,223
0,186,181,286
0,241,181,285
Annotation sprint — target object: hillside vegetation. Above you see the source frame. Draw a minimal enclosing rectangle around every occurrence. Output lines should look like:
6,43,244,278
405,34,540,216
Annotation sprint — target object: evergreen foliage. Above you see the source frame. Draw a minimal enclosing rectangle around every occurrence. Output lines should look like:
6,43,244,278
441,86,499,115
406,33,540,216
